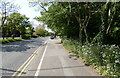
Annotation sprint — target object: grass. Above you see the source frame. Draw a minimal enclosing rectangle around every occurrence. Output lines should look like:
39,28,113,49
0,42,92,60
0,36,44,44
0,38,25,44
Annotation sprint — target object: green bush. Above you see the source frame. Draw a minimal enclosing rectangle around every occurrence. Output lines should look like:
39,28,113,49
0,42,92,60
1,39,9,44
63,39,120,76
1,39,24,44
21,34,31,39
31,35,38,38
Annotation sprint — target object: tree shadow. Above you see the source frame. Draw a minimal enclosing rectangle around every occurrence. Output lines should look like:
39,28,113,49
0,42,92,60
55,42,62,44
0,68,26,75
2,38,46,52
28,65,85,71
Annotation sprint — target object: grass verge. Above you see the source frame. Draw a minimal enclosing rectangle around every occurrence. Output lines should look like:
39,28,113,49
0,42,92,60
0,36,44,44
0,38,25,44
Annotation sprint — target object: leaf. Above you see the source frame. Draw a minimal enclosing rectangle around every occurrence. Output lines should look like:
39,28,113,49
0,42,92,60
114,22,118,25
118,15,120,17
113,27,119,32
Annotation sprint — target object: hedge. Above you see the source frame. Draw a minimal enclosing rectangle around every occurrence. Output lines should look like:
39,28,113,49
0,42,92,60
63,39,120,77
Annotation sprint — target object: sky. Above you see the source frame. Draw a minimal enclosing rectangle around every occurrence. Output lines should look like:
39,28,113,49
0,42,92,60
10,0,53,32
11,0,41,27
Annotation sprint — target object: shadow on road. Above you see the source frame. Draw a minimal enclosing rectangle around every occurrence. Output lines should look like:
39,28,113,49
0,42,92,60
2,38,46,52
0,68,26,75
28,65,85,71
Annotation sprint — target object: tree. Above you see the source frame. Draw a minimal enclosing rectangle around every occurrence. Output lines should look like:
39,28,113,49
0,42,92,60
1,1,20,39
35,2,103,41
1,1,20,28
33,1,120,45
2,13,33,39
35,26,47,36
26,23,34,38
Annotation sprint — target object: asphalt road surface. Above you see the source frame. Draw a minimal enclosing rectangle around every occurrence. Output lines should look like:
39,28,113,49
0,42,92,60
1,37,48,76
1,37,99,76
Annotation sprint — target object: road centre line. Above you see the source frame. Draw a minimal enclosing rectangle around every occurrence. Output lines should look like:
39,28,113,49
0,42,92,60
35,42,48,76
12,40,47,76
18,40,47,76
12,46,41,76
12,52,35,76
17,51,36,76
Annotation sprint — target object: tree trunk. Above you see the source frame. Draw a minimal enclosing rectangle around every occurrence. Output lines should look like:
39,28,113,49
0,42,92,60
79,26,82,44
3,37,5,39
20,35,22,39
84,28,88,43
12,34,14,39
102,2,111,44
83,16,90,43
74,15,83,44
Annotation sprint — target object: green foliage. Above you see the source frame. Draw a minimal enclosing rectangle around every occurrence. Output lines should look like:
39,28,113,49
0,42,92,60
63,39,120,76
2,13,34,39
21,34,31,39
34,2,120,77
36,2,120,45
31,35,38,38
1,1,20,28
1,39,24,44
35,26,48,36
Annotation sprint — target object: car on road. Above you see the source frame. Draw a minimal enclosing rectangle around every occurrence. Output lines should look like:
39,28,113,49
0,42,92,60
50,35,54,39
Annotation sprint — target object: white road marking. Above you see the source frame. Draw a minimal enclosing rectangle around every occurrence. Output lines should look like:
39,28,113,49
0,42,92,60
12,39,48,76
35,41,48,76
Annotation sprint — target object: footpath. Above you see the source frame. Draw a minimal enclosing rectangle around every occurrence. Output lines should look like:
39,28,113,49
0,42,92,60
19,38,99,76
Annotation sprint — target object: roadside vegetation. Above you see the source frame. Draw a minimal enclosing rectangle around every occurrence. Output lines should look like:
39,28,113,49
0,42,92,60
1,1,50,44
1,0,120,76
33,2,120,77
63,39,120,76
0,38,24,44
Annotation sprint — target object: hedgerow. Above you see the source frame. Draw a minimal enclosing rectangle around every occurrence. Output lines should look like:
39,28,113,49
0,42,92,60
63,39,120,77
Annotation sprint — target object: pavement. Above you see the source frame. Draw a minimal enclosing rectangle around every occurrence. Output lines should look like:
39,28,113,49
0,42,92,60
1,37,99,77
21,38,98,76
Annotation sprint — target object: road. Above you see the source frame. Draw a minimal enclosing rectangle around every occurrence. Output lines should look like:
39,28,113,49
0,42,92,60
1,37,48,76
1,37,99,77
